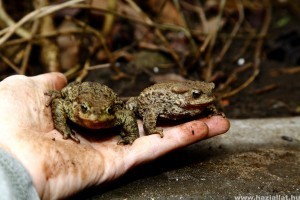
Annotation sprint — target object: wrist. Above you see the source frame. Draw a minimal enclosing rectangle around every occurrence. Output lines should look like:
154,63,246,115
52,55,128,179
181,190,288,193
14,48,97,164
0,128,46,198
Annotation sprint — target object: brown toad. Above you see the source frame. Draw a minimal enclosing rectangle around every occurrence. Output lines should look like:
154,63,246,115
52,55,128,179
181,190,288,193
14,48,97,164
125,81,220,137
46,81,139,144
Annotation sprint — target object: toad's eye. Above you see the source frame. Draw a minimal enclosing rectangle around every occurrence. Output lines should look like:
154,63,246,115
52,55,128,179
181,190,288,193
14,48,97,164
107,107,114,114
81,103,89,113
192,90,203,99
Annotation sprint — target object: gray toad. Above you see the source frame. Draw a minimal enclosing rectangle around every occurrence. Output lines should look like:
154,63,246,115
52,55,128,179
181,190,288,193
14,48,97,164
46,81,139,144
126,81,220,137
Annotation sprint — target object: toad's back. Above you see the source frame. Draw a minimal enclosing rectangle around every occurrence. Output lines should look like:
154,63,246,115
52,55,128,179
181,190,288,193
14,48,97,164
134,81,216,119
61,82,118,102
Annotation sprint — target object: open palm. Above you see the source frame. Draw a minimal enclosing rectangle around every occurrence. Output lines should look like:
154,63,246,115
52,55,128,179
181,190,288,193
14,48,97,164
0,73,230,199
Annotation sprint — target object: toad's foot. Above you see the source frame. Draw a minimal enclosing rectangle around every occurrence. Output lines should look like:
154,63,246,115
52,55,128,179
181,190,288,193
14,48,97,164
142,111,164,137
54,126,80,143
146,128,164,138
142,122,164,138
50,98,80,143
117,136,137,145
115,110,140,145
67,130,80,143
207,105,226,118
57,128,80,143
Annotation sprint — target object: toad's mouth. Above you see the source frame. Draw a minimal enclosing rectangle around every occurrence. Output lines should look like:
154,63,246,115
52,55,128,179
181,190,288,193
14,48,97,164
79,119,115,129
182,101,214,109
77,114,115,129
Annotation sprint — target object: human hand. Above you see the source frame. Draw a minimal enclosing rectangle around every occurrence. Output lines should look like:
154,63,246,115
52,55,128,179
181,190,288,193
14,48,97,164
0,73,230,199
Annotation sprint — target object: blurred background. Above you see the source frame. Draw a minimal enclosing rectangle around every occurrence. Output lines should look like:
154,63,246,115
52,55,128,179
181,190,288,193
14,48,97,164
0,0,300,118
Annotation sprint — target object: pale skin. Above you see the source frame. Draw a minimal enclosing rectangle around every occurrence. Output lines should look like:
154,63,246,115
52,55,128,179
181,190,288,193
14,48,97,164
0,73,230,199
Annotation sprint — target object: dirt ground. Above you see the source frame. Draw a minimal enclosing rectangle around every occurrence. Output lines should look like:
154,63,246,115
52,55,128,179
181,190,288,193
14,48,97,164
73,117,300,199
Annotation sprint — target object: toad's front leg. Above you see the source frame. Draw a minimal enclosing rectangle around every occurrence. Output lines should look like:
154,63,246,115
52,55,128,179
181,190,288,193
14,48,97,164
45,90,62,106
207,105,226,118
50,98,80,143
115,110,139,144
143,111,163,138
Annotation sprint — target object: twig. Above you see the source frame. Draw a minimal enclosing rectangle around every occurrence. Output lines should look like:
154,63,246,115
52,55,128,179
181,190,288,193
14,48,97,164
270,66,300,76
67,16,112,60
219,62,252,91
204,0,226,81
88,63,111,70
2,29,87,47
0,53,21,74
221,0,272,98
36,0,60,72
139,41,170,52
72,4,198,40
125,0,183,72
156,0,168,19
102,0,117,35
173,0,188,29
20,20,40,74
216,0,244,64
64,64,81,80
232,21,256,61
180,1,208,33
66,16,127,78
249,84,278,95
0,0,30,38
0,0,85,46
191,32,213,71
192,29,269,40
76,59,90,82
173,0,197,55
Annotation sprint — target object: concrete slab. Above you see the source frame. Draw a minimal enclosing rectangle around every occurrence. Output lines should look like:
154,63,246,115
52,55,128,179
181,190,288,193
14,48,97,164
75,117,300,199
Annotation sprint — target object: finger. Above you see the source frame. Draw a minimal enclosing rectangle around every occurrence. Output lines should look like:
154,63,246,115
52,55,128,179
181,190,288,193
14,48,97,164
31,72,67,90
200,116,230,138
128,120,209,165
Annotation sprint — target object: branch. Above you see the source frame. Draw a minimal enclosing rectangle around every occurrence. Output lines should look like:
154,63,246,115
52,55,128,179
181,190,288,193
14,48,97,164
0,0,85,46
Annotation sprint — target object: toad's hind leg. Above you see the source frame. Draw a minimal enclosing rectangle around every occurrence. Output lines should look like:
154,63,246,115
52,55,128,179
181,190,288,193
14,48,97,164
143,111,163,138
115,110,139,145
51,99,80,143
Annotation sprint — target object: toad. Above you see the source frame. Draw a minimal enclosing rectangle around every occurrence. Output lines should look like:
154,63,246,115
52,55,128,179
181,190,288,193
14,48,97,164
125,81,221,137
46,81,139,144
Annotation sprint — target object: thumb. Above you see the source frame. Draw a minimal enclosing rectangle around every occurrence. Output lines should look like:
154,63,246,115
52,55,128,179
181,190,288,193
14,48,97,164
32,72,67,90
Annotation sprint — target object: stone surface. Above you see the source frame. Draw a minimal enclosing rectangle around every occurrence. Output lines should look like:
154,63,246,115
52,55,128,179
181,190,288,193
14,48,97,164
75,117,300,199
